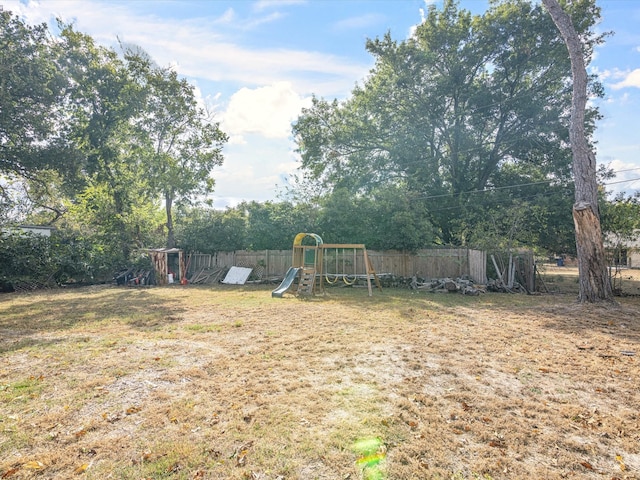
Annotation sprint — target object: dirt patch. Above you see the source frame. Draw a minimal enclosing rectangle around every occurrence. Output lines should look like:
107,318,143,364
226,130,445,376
0,282,639,479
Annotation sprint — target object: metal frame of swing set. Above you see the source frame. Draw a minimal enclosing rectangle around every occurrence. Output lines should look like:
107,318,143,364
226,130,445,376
287,233,382,297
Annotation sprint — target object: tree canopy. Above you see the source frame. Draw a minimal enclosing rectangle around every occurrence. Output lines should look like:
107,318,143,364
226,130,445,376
292,0,604,250
127,55,228,248
0,11,76,182
1,2,632,287
1,10,227,269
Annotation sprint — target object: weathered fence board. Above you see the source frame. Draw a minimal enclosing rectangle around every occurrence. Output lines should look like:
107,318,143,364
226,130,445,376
187,248,488,284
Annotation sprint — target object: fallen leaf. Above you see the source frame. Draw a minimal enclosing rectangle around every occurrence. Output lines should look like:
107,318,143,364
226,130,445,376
539,368,551,373
461,402,472,411
580,461,593,470
74,463,89,474
22,461,45,470
126,406,141,415
1,467,19,478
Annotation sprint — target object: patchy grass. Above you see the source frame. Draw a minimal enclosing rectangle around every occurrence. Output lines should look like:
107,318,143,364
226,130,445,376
1,275,639,479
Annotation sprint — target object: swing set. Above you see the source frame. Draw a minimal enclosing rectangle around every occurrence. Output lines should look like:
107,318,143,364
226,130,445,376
272,233,382,297
322,245,368,287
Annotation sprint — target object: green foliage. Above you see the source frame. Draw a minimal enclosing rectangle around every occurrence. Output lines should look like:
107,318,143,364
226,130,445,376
61,182,165,269
601,193,640,262
55,25,153,262
0,11,80,183
1,13,227,271
126,54,228,248
315,187,434,250
175,207,247,254
242,201,318,250
0,230,115,288
0,1,612,280
292,0,604,250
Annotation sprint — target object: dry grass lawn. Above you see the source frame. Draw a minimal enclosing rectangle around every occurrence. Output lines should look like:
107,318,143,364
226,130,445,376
1,267,639,479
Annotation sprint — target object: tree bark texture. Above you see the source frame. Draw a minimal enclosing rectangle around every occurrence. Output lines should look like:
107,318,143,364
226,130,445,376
165,193,175,249
542,0,613,302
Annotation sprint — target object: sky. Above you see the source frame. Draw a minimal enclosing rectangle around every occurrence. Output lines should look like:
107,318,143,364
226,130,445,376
4,0,640,208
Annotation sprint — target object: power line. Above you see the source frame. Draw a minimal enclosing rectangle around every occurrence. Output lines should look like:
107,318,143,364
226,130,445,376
403,167,640,202
605,177,640,186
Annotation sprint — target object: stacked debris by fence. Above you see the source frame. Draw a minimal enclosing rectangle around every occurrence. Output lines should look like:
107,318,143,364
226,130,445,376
114,268,155,286
409,276,486,295
188,266,228,285
487,253,534,294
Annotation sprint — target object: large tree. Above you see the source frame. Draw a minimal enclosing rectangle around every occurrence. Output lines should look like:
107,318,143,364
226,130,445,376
0,11,81,203
293,0,602,248
542,0,613,303
58,25,150,263
127,55,227,248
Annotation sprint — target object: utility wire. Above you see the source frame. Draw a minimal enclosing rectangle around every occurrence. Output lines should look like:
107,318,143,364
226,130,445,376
407,168,640,202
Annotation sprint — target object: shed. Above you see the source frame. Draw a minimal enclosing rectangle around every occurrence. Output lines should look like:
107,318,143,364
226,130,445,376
148,248,185,285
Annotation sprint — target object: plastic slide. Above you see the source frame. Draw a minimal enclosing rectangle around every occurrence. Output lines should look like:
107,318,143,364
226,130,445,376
272,267,301,298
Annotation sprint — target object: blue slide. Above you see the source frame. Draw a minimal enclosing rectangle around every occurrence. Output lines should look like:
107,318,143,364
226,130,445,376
272,267,301,298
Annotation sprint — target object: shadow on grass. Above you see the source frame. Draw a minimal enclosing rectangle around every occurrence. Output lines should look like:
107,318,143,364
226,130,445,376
299,284,640,343
0,286,186,353
0,336,73,354
308,285,488,308
536,301,640,345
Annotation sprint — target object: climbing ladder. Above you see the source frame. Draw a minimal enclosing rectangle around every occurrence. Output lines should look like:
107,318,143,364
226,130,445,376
297,267,316,295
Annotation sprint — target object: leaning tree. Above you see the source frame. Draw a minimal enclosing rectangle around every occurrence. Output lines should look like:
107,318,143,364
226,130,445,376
542,0,614,303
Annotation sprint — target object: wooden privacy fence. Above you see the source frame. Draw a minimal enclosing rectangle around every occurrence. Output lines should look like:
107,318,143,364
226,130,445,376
187,248,488,284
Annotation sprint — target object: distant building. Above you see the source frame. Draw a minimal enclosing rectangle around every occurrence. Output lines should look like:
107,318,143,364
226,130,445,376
605,231,640,268
3,225,56,237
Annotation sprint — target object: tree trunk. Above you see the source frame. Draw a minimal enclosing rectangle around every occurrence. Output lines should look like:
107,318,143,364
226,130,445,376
165,192,175,249
542,0,613,303
113,188,131,263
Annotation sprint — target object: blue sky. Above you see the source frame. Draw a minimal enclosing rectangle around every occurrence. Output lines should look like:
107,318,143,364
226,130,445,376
6,0,640,208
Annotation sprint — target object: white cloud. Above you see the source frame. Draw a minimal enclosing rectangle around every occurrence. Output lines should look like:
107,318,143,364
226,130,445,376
600,158,640,197
5,0,368,97
211,133,301,207
611,69,640,89
242,11,285,30
217,8,236,24
222,82,312,139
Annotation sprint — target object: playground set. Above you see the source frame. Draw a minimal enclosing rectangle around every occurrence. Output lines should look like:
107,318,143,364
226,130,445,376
272,233,382,298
